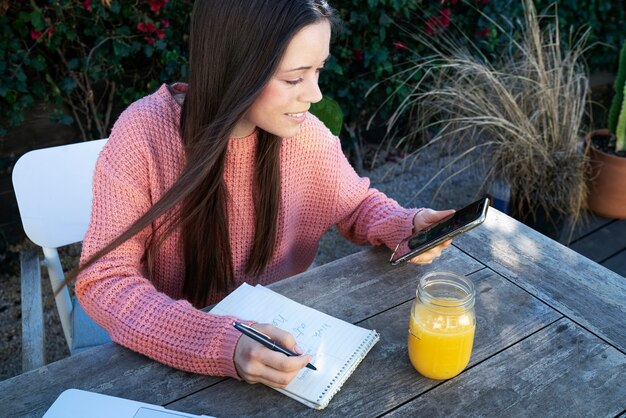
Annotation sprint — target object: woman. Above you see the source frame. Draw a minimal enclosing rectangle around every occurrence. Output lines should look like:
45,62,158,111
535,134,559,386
75,0,453,389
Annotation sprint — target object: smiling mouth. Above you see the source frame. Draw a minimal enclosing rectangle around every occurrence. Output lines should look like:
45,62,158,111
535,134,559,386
286,112,306,117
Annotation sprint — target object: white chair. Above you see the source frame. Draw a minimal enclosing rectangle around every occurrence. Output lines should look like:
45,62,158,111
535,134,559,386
12,139,111,371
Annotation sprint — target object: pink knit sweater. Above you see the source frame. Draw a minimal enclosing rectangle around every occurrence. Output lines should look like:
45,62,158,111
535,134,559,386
76,83,417,379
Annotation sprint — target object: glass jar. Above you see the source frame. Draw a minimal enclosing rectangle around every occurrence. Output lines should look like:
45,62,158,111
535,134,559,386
408,271,476,380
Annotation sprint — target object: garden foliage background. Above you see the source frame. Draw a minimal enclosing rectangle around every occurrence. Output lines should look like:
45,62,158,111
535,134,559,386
2,0,625,150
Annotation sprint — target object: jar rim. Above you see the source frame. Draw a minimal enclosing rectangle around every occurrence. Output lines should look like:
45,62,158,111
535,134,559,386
417,271,475,309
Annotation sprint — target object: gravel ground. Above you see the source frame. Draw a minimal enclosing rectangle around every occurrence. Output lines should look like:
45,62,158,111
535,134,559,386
0,145,483,381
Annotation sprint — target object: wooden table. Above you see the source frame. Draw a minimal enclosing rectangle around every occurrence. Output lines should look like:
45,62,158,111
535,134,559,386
2,209,626,417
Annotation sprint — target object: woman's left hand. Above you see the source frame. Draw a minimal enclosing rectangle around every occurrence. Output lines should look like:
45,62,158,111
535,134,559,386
408,208,456,264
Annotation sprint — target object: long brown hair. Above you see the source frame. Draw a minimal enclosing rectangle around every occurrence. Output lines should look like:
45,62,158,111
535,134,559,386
71,0,337,307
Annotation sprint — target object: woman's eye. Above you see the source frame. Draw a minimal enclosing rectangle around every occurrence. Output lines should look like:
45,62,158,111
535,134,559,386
285,78,304,85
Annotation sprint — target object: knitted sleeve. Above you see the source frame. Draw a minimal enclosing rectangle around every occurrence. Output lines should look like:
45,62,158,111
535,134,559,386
332,138,418,249
75,104,247,379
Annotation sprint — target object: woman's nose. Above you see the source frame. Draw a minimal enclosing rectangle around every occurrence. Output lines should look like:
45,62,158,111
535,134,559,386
303,78,323,104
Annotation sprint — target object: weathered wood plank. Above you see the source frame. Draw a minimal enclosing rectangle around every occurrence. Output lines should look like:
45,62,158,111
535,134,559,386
0,342,223,418
454,208,626,352
0,246,481,418
266,245,483,323
385,319,626,417
603,249,626,278
20,249,45,372
569,219,626,262
165,268,561,417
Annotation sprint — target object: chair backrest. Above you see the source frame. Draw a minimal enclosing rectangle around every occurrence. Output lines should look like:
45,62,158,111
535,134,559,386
12,139,108,248
12,139,108,348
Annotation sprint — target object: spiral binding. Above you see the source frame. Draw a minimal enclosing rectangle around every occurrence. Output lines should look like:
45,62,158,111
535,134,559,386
316,330,380,406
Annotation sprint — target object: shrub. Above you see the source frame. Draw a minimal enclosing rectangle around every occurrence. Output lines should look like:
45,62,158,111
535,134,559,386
0,0,190,139
321,0,419,132
1,0,625,155
326,0,493,169
478,0,626,74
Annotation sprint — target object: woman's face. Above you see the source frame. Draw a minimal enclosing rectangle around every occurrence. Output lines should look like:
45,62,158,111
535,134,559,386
232,20,331,139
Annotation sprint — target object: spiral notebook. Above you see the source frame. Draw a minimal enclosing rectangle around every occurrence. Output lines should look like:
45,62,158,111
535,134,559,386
210,283,379,410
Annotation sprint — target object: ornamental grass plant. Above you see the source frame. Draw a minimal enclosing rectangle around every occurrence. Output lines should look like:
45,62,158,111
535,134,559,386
382,0,592,233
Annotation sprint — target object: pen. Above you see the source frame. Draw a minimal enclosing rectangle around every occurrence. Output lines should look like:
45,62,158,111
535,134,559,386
232,321,317,371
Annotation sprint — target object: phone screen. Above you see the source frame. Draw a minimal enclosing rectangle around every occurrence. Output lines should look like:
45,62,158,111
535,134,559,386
390,197,490,265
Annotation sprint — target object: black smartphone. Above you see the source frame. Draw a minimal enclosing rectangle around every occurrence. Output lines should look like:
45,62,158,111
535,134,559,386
390,196,490,265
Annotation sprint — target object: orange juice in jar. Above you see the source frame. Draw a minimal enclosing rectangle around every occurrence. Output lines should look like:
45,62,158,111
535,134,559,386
408,271,476,380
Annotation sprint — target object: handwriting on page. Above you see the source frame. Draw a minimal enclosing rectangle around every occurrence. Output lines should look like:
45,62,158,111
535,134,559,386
292,323,306,338
213,284,330,336
270,313,330,341
271,314,287,327
313,323,331,338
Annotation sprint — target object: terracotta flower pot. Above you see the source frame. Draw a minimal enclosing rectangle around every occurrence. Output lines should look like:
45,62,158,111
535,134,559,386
585,129,626,219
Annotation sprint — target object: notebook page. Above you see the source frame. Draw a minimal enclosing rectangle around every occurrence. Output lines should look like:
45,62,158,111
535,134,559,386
252,284,378,408
210,283,378,409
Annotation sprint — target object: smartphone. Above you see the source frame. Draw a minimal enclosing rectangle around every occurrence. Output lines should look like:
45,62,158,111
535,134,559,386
390,196,490,265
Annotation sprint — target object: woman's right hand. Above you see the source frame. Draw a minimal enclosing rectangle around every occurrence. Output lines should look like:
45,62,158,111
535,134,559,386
233,323,313,388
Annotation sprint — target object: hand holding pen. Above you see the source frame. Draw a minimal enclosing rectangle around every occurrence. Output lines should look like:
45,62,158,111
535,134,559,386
233,322,315,388
234,322,316,370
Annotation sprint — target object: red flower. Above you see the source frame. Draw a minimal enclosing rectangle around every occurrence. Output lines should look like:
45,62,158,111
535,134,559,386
476,27,490,38
393,41,408,51
353,48,364,61
82,0,92,11
47,26,56,40
144,37,156,44
156,29,165,40
424,19,436,36
440,8,451,27
148,0,168,12
137,21,156,33
161,19,170,28
30,29,42,40
425,8,451,36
